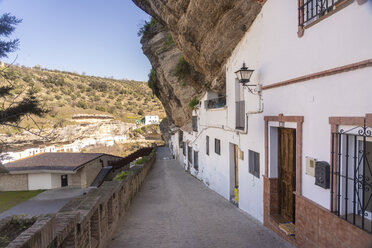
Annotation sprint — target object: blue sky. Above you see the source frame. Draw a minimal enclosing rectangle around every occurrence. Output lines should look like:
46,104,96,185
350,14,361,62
0,0,151,81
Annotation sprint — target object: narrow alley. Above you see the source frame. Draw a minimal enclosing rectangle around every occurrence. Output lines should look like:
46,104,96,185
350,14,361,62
109,147,292,248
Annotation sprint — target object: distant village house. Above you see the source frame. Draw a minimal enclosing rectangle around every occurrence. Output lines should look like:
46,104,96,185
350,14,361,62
0,153,122,191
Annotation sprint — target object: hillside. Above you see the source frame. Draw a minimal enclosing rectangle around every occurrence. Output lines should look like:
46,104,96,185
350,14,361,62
0,63,165,134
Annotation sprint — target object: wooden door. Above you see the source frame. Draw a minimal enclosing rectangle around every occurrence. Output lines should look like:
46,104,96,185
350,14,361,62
278,128,296,222
61,175,68,187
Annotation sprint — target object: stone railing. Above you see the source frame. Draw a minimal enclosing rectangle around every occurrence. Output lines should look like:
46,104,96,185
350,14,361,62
6,148,157,248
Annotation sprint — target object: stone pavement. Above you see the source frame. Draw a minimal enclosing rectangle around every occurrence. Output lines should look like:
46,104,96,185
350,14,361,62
0,186,90,219
109,147,293,248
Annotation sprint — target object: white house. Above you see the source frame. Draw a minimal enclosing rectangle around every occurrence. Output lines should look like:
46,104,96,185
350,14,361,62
0,153,122,191
141,115,159,125
169,1,372,247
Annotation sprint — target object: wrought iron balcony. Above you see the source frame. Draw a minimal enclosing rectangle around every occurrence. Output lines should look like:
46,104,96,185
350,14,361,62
299,0,342,27
204,96,226,110
236,101,245,130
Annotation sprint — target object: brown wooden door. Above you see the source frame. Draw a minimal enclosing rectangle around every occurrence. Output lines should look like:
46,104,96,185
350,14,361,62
278,128,296,222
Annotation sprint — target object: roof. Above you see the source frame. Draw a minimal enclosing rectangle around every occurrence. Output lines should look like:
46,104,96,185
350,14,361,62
4,153,113,172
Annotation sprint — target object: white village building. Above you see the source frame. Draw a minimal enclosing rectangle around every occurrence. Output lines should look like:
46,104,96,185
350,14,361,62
169,1,372,246
141,115,159,125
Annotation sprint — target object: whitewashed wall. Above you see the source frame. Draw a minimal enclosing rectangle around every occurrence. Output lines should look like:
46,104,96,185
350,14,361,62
170,0,372,223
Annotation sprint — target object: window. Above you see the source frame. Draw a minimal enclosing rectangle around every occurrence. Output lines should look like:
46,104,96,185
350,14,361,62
194,151,199,170
248,150,260,178
299,0,345,27
236,101,245,130
179,131,183,146
206,136,209,155
183,142,186,156
331,124,372,233
215,139,221,155
192,116,198,132
188,146,193,163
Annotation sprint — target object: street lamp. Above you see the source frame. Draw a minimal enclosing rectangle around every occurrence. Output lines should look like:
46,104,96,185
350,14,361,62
235,63,255,87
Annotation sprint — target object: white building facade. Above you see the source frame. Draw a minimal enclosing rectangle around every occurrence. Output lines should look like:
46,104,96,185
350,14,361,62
169,1,372,246
141,115,159,125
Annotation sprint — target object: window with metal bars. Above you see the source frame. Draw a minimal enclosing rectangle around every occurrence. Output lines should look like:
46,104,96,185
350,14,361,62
192,116,198,132
331,122,372,234
183,142,186,156
299,0,343,27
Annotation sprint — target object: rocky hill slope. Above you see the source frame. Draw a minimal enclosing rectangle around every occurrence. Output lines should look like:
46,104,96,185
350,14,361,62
133,0,263,126
0,64,165,134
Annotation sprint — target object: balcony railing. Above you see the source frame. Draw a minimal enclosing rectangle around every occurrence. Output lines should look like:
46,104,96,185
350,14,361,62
204,96,226,110
299,0,342,26
236,101,245,130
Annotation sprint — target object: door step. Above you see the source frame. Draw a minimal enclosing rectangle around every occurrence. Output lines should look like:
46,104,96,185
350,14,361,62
278,222,295,236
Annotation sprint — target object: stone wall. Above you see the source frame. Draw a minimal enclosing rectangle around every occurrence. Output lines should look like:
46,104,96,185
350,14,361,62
5,150,156,248
0,174,28,191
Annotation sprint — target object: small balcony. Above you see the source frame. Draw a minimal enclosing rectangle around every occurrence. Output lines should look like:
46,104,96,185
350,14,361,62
204,96,226,110
236,101,245,130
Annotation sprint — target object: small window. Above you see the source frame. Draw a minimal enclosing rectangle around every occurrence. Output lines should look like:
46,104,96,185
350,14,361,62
192,116,198,132
206,136,209,155
183,142,186,156
248,150,260,178
188,146,193,163
215,139,221,155
194,151,199,170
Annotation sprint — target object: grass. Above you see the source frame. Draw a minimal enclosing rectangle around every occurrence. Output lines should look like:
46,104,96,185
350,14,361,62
0,190,45,214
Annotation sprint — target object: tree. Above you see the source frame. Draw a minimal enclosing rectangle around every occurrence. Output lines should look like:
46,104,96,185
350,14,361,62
0,13,47,158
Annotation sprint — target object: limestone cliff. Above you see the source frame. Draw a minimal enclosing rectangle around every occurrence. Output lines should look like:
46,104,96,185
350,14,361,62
135,0,263,126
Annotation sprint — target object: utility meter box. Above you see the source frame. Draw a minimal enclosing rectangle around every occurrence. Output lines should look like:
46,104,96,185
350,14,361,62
306,157,316,176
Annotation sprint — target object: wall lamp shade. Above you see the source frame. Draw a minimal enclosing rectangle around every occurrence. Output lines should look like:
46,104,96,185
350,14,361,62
235,63,254,86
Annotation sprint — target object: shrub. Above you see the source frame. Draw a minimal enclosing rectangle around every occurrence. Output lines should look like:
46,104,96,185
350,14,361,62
162,32,174,51
138,109,144,115
189,96,199,109
115,171,132,181
89,81,108,92
77,100,88,109
147,68,156,94
174,55,191,81
135,156,150,165
137,17,156,37
96,106,106,112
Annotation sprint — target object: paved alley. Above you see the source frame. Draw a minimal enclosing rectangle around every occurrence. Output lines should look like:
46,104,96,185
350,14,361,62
109,147,292,248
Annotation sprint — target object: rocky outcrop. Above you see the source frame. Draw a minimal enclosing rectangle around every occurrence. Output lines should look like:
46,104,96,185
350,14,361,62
141,23,205,126
133,0,263,126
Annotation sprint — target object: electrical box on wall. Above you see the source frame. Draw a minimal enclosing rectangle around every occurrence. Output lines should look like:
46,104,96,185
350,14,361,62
306,157,316,176
239,150,244,160
315,161,330,189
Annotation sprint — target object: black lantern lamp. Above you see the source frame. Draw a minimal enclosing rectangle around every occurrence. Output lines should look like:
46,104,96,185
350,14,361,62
235,63,255,86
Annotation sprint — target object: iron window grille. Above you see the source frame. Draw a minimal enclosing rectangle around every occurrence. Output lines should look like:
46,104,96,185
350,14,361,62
331,121,372,233
192,116,198,132
299,0,342,27
204,96,226,110
188,146,193,163
215,139,221,155
194,151,199,170
206,136,210,155
248,150,260,178
183,142,186,156
236,101,245,130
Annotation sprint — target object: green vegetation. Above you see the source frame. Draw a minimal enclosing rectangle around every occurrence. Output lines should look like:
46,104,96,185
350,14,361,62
0,64,166,133
115,171,132,181
147,68,157,94
189,97,199,109
162,32,174,51
0,215,37,247
0,190,45,213
135,156,150,165
174,55,191,82
137,17,157,37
